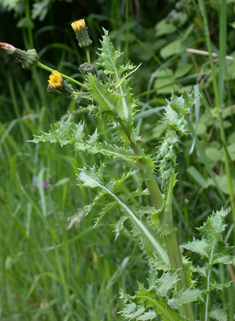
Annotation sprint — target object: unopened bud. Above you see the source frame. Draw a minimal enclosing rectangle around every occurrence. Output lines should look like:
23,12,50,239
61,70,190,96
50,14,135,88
0,42,39,69
75,95,90,107
97,70,108,83
79,62,97,76
0,42,16,54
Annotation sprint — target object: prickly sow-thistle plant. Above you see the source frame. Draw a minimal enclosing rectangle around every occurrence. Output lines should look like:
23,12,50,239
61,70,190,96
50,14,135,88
1,19,234,321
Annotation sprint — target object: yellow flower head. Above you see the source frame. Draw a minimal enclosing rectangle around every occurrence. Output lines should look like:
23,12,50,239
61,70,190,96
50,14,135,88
71,19,92,49
48,70,63,89
47,70,73,97
71,19,86,33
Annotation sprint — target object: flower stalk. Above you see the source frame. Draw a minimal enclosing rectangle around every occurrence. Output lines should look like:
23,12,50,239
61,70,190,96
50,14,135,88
36,61,87,89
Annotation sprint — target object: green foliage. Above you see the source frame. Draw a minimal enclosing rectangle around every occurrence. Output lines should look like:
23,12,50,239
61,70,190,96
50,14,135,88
32,117,155,181
31,28,234,320
182,209,234,264
1,0,19,11
95,29,140,144
121,208,232,321
77,164,169,270
1,1,235,320
156,93,198,187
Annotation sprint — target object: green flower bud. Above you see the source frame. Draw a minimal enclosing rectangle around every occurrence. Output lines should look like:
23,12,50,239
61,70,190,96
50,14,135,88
75,95,90,107
79,62,97,76
71,19,92,49
97,70,108,83
14,48,39,70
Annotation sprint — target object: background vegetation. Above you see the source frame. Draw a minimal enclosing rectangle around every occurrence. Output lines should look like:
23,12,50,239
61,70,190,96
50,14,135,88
0,0,235,320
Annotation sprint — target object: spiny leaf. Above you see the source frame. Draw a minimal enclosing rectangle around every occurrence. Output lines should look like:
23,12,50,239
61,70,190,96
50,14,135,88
196,207,228,238
132,155,155,182
209,308,227,321
74,140,135,159
164,95,190,136
96,29,139,141
156,92,199,189
125,189,150,200
181,208,235,266
75,140,155,180
94,201,117,226
88,73,125,119
155,271,179,297
77,164,169,269
168,288,202,308
120,284,186,321
137,310,156,320
98,28,135,80
115,64,141,88
181,238,209,259
113,170,137,191
32,115,153,178
31,117,83,146
113,215,128,239
209,281,232,291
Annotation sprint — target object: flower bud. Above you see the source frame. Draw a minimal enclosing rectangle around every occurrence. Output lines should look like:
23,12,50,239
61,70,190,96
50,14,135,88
97,70,108,83
75,95,90,107
0,42,39,69
47,70,74,97
79,62,97,76
14,48,39,70
71,19,92,49
0,42,16,54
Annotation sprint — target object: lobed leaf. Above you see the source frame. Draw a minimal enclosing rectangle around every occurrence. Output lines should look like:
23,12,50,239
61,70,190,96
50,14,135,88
168,288,202,308
209,308,228,321
77,164,169,269
88,73,124,118
121,284,186,321
96,29,139,142
181,208,235,266
31,117,82,146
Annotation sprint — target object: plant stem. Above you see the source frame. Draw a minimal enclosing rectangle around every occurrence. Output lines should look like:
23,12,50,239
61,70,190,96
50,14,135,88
205,238,216,321
131,141,195,320
85,49,91,64
36,61,87,89
24,0,34,49
164,160,194,320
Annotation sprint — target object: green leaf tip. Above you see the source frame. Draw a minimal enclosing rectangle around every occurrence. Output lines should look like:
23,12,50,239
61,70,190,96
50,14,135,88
31,117,84,147
181,207,235,266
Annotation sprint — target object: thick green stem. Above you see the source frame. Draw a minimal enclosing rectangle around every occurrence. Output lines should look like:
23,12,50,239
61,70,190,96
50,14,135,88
131,141,195,320
36,61,87,89
130,141,163,209
164,168,194,320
